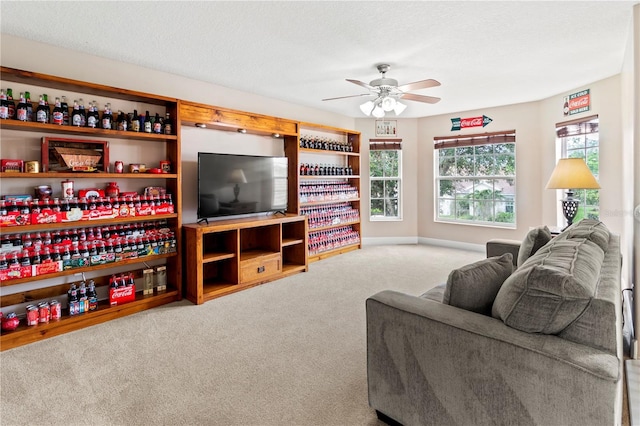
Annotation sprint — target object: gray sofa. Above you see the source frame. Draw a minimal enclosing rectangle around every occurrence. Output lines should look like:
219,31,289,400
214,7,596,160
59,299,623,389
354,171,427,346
366,220,623,425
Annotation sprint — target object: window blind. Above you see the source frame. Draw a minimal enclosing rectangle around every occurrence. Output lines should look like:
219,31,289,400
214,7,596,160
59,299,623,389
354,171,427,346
433,130,516,150
369,138,402,151
555,115,598,138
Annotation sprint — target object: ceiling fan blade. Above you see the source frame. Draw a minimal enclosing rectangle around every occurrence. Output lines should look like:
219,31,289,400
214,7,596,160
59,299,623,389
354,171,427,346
346,79,375,90
397,79,441,92
322,93,371,101
400,93,441,104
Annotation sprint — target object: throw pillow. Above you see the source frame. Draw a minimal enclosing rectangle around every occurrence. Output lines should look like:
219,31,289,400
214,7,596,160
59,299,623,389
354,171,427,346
564,219,610,252
517,226,552,268
443,253,513,316
492,239,604,334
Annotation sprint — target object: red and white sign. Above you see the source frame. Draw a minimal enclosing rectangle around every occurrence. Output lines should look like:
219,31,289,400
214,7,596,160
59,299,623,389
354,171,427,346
563,89,590,116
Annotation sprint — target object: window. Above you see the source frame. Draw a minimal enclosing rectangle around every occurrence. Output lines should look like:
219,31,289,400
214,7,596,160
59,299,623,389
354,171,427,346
369,139,402,220
434,131,516,227
556,115,599,221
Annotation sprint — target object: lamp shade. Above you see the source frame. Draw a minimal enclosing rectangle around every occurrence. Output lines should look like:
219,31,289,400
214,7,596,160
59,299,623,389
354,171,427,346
545,158,600,190
393,101,407,115
228,168,247,184
360,101,374,116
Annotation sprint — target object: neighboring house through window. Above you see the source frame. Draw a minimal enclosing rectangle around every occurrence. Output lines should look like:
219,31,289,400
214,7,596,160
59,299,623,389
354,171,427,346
555,115,599,221
369,139,402,220
434,131,516,227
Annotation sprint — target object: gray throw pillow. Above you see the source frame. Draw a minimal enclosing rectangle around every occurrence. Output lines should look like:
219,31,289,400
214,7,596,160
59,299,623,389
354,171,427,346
517,226,552,268
443,253,513,316
492,239,604,334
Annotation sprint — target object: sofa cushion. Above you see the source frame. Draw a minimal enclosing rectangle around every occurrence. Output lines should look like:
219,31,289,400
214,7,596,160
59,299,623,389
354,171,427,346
561,219,610,252
443,253,513,316
492,239,604,334
517,226,552,268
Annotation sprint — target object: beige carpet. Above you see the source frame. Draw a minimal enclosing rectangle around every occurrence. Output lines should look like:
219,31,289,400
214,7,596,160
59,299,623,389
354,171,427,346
0,244,482,426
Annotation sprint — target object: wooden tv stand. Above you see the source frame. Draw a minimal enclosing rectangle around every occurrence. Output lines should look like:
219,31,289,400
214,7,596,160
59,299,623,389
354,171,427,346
183,214,308,304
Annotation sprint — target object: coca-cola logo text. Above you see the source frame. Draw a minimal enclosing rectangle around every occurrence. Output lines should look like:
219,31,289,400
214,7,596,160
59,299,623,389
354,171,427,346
569,95,590,109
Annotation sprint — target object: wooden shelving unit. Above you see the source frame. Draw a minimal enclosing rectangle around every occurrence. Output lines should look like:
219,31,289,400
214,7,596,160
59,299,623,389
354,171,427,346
183,214,308,305
284,122,361,262
0,66,183,350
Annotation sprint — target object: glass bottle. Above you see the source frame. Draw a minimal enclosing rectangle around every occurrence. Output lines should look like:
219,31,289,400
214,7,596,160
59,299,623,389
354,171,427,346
78,98,86,127
0,89,10,119
163,112,172,135
25,91,33,121
153,112,162,133
102,103,113,130
35,95,49,123
51,97,64,125
86,101,98,128
60,95,70,125
71,100,83,126
16,92,28,121
131,109,140,132
144,110,151,133
6,88,16,119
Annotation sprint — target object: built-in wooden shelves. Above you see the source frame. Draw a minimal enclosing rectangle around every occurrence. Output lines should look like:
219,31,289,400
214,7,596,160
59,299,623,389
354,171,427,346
0,66,182,350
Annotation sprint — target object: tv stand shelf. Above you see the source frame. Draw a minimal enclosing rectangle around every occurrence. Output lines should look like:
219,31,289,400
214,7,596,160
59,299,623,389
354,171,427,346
183,214,308,304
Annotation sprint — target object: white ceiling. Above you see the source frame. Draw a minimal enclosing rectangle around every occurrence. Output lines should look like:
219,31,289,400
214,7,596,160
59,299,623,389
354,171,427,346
1,1,636,118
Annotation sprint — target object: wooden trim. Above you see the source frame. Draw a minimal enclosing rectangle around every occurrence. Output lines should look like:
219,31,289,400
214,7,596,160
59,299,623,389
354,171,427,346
370,138,402,150
555,114,598,128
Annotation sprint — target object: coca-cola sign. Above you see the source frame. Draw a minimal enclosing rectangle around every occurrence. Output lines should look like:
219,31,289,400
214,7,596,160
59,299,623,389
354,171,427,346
563,89,590,116
451,115,492,131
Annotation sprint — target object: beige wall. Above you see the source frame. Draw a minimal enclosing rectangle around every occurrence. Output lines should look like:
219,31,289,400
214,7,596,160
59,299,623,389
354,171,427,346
356,118,419,242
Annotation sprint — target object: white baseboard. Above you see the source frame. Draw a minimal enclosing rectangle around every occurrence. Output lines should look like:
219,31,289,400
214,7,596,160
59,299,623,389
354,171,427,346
418,237,485,253
362,236,419,246
362,236,485,253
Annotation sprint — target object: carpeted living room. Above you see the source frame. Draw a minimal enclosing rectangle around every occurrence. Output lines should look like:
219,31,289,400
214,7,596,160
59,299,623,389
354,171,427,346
1,2,640,426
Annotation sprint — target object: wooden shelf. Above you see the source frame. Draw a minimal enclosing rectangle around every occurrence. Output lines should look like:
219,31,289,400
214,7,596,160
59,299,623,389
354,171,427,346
202,251,236,263
300,198,360,207
0,172,178,179
0,214,178,234
282,237,304,247
1,252,177,287
0,119,178,142
308,220,361,232
240,249,279,262
299,175,360,179
309,242,361,262
299,148,359,157
0,288,180,351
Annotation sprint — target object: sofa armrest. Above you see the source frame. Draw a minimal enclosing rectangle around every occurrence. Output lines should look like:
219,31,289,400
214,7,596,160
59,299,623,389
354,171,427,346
366,290,621,426
486,238,520,266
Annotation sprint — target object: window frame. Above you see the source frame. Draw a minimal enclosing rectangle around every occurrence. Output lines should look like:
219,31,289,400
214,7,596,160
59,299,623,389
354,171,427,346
555,115,599,224
369,139,403,221
434,131,517,228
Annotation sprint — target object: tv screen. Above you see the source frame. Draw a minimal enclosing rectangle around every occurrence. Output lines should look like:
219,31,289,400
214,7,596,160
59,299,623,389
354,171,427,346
197,153,288,219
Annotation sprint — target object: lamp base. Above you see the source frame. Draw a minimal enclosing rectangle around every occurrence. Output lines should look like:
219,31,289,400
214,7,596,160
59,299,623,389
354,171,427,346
561,195,579,231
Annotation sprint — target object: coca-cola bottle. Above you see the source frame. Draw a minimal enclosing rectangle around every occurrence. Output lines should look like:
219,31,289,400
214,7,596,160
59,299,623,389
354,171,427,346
24,91,33,121
86,101,99,128
6,88,16,119
153,112,162,133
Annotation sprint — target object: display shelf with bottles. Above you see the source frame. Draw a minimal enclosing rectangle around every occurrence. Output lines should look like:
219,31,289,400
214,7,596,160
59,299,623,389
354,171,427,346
0,66,182,350
283,122,361,261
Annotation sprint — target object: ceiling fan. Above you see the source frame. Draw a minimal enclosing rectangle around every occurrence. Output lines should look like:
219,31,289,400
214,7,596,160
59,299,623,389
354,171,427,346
322,64,441,117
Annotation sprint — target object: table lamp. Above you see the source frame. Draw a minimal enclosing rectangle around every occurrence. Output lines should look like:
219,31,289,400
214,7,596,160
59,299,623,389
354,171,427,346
228,168,247,203
545,158,600,230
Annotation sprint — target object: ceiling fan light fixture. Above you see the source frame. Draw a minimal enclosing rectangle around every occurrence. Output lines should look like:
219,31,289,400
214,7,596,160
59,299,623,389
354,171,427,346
393,101,407,115
372,105,385,118
381,96,397,112
360,100,375,116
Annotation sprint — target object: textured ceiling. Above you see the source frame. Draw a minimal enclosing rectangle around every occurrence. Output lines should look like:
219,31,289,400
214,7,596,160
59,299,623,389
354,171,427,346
1,1,636,118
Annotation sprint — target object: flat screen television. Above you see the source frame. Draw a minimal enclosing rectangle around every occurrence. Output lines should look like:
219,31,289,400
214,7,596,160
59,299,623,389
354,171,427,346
197,152,288,220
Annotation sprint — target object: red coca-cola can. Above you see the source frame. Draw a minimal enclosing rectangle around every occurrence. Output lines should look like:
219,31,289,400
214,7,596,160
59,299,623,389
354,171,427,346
114,161,124,174
38,302,50,323
49,300,62,320
26,305,39,326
